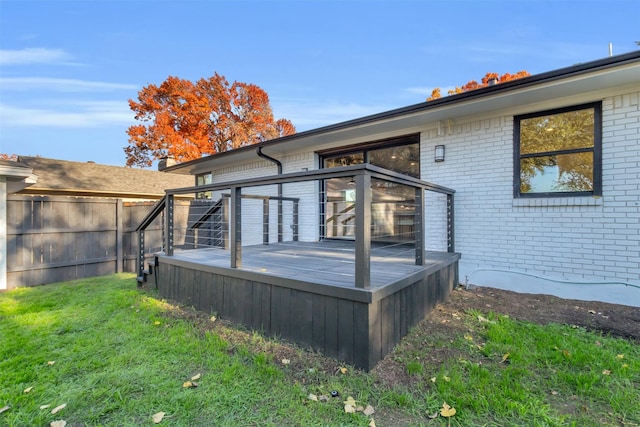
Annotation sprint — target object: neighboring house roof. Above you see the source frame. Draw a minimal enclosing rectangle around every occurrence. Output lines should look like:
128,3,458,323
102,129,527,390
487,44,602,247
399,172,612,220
164,50,640,176
15,156,193,199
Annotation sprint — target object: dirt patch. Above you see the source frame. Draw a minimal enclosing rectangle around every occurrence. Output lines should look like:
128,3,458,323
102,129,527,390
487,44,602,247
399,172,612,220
147,284,639,384
372,285,639,389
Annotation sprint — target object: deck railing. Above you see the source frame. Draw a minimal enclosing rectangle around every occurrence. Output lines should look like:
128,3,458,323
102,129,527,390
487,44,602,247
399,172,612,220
137,164,455,289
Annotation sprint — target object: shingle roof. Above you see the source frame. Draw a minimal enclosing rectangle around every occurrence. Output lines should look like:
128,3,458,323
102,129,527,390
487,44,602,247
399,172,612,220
16,156,193,198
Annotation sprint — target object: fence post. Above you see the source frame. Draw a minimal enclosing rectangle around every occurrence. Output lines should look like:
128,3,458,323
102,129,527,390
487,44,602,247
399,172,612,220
116,199,123,273
354,172,371,288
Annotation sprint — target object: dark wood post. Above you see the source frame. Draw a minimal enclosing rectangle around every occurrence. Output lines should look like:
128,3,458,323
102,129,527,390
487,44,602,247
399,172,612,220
447,193,455,252
414,187,425,265
355,172,371,288
263,198,269,245
230,186,242,268
165,194,174,256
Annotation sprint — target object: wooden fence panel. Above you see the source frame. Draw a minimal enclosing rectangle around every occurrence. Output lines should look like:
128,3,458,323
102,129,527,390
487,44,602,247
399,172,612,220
5,196,192,289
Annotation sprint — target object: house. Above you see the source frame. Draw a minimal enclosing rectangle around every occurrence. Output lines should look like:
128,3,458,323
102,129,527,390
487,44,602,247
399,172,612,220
140,51,639,369
1,157,193,289
163,51,639,307
15,156,192,200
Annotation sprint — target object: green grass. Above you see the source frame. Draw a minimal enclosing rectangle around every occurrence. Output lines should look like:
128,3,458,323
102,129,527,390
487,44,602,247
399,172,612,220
1,275,638,426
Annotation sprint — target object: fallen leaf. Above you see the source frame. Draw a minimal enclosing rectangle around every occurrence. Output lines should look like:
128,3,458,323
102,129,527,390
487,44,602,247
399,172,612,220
464,335,473,341
616,354,624,360
501,353,510,363
281,358,290,365
47,361,56,366
0,405,10,414
551,390,559,395
210,316,216,322
363,404,375,416
368,420,376,427
430,377,437,383
51,403,66,414
588,310,596,314
318,395,329,402
152,412,165,423
602,369,611,375
427,412,439,419
344,404,355,413
356,405,364,412
191,373,201,381
339,367,348,374
443,375,450,382
308,393,318,402
24,386,34,394
440,402,456,417
40,404,51,410
50,421,66,427
562,350,571,358
343,396,357,406
622,364,629,369
477,315,489,322
154,321,161,326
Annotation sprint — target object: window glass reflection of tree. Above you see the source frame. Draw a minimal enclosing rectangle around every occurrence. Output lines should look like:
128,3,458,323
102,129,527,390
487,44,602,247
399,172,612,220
368,145,420,178
519,106,597,195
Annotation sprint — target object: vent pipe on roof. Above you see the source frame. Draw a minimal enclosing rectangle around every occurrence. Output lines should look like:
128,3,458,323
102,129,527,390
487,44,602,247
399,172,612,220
609,43,613,57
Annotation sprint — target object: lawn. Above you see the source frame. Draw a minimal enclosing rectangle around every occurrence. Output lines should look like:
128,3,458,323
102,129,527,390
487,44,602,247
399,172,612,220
1,274,638,426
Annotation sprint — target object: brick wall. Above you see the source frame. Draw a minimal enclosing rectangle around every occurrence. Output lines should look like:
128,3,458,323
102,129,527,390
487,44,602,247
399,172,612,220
422,91,639,303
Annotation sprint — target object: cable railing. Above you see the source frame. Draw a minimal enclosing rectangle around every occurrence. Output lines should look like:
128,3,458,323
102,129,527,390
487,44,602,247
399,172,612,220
137,164,455,288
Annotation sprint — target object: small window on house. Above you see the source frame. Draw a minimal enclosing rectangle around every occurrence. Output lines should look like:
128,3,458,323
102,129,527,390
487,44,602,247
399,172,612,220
514,102,601,197
196,172,213,199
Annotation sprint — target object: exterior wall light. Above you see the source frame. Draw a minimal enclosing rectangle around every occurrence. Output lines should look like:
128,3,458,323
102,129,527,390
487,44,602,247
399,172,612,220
435,145,445,162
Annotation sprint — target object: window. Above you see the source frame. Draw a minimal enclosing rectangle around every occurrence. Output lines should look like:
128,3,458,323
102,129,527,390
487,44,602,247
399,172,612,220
514,102,601,197
195,172,213,199
319,135,420,241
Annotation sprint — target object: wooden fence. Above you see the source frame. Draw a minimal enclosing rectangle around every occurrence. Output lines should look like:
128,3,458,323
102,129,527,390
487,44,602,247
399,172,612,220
5,195,191,288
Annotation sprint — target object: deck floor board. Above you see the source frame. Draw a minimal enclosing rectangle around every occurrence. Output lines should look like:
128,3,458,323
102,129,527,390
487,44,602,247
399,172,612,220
170,240,453,290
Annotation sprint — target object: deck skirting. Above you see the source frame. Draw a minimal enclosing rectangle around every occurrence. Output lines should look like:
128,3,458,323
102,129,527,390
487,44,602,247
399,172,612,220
153,250,459,370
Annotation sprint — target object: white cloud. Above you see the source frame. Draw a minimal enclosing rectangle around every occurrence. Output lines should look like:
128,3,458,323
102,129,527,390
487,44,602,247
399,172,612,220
0,77,138,92
0,101,134,128
0,48,74,65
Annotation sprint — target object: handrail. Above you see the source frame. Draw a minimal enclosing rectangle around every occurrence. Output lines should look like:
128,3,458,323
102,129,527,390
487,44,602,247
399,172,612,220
136,195,167,283
152,164,455,288
135,196,166,232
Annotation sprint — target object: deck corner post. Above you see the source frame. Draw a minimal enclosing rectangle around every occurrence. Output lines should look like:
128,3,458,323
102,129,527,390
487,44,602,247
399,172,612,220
355,172,371,288
447,193,455,253
230,186,242,268
415,187,425,266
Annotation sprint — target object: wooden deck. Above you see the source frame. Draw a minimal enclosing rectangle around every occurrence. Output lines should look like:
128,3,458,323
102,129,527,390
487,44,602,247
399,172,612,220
150,240,460,370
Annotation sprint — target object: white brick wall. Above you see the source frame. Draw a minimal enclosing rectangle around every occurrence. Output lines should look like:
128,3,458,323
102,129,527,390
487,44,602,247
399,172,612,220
193,91,639,305
423,91,640,305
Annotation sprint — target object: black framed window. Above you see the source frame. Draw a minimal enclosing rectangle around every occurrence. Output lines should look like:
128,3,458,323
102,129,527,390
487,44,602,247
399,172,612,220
514,102,601,197
319,134,420,241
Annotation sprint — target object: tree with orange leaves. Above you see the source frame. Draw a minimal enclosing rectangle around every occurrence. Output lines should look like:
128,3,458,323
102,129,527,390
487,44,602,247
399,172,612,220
426,71,530,101
125,73,296,167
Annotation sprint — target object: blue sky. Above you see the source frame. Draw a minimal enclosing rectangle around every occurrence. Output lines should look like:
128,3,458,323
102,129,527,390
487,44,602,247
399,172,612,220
1,0,638,167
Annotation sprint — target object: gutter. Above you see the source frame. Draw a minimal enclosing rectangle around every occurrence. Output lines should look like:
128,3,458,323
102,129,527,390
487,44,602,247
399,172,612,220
256,147,283,242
